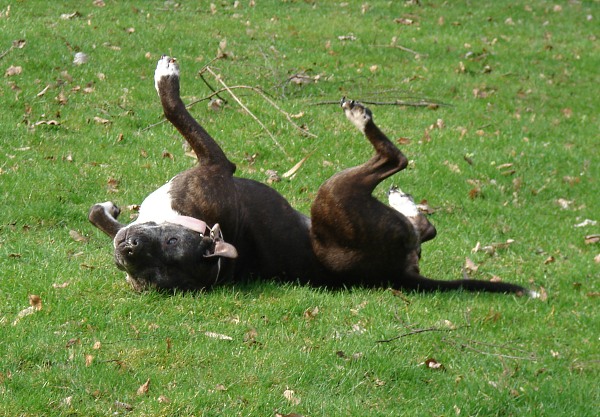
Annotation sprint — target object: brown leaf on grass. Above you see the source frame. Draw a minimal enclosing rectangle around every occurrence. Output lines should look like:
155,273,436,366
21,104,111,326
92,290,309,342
283,388,301,405
587,292,600,298
5,65,22,76
282,154,311,179
394,17,415,25
555,198,573,210
157,395,170,403
114,401,133,411
93,116,110,125
443,160,461,173
69,229,89,243
243,328,258,345
137,379,150,396
397,137,411,145
594,254,600,263
29,294,42,309
34,120,60,126
66,338,80,348
85,354,94,367
107,177,119,193
204,331,233,341
12,295,42,325
464,257,478,274
423,357,446,371
303,306,319,320
56,91,68,105
544,256,555,265
60,11,81,20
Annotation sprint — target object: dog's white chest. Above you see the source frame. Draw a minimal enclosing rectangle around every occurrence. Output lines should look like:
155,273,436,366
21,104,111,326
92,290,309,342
133,180,179,225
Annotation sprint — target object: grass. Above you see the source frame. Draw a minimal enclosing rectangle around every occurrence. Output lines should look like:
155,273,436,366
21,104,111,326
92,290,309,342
1,0,598,415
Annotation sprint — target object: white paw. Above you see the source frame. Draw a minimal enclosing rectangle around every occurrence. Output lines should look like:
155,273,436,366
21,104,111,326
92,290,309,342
340,97,372,132
98,201,120,219
154,55,180,93
388,186,419,218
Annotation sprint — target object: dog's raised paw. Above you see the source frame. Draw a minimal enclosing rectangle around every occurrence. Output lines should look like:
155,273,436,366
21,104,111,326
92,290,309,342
154,55,180,93
97,201,120,219
340,97,372,132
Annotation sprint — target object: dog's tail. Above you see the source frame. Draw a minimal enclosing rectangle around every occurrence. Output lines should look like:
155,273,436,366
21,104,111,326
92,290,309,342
401,273,538,297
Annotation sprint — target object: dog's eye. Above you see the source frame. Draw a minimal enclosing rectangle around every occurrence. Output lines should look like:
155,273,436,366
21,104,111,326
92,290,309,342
166,237,178,245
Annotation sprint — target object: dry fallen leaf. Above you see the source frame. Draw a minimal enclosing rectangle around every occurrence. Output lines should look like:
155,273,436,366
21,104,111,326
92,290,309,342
584,234,600,245
464,257,479,274
114,401,133,411
93,116,110,125
283,388,301,405
303,306,319,320
204,331,233,341
12,295,42,325
137,379,150,396
69,229,89,243
556,198,573,210
282,154,311,179
5,65,22,77
73,52,89,65
423,357,446,371
85,354,94,367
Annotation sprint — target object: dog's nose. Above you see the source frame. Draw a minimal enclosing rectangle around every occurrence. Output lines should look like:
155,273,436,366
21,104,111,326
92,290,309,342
122,237,140,257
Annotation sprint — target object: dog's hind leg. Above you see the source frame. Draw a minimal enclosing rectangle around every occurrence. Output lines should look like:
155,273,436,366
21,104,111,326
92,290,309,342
154,56,236,174
310,99,420,284
88,202,125,238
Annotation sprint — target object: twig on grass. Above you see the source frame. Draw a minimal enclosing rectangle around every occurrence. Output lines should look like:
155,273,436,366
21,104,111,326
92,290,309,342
141,85,315,141
203,66,288,156
314,98,450,108
443,337,538,361
375,43,426,57
376,326,458,343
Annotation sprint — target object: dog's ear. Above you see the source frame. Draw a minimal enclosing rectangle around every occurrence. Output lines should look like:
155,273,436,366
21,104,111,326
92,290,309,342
205,240,238,259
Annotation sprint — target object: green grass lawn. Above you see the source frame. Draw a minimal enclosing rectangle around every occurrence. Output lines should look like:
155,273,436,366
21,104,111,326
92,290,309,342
1,1,598,415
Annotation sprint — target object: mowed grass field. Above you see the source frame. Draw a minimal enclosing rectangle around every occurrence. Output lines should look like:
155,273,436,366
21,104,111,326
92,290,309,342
1,1,598,416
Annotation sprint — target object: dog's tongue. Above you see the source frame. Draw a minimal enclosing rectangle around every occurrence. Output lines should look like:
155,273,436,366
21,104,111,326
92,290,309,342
167,215,208,235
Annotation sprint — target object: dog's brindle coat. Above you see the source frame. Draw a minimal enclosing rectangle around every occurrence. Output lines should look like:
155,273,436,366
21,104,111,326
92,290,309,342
89,56,533,296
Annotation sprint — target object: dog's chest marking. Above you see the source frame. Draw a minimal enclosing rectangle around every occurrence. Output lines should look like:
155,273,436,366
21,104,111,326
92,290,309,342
134,180,179,225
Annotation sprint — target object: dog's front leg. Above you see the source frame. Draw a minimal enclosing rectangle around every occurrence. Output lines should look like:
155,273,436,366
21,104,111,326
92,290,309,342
88,202,125,238
154,56,236,174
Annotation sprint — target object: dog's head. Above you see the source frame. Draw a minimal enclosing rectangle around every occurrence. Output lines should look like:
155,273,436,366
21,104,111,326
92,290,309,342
113,221,237,292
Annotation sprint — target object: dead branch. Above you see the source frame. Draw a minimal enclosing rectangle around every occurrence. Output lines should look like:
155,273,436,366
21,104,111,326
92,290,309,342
203,66,288,156
376,326,457,343
375,43,426,57
141,84,316,144
314,99,450,108
443,337,538,361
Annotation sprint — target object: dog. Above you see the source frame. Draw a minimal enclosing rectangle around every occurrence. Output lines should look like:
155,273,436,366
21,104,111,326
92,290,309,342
89,55,535,297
